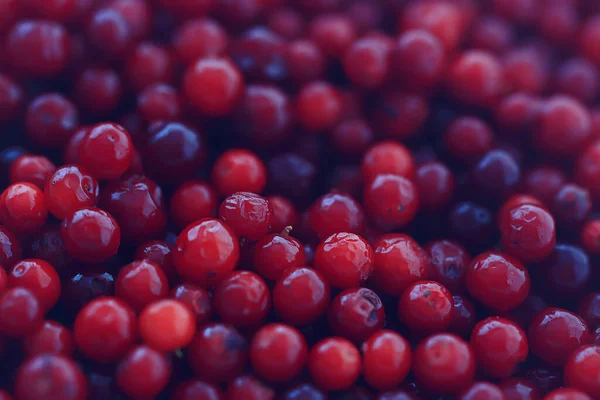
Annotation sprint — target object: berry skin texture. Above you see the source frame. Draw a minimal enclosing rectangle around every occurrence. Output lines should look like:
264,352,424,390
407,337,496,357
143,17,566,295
10,154,55,189
362,141,416,183
296,81,343,133
249,323,307,383
328,287,385,343
173,218,239,288
183,58,244,117
364,174,419,231
22,320,73,358
0,287,43,337
564,345,600,398
459,382,505,400
14,354,86,400
398,281,454,335
314,232,374,289
308,337,361,391
470,317,528,379
73,297,136,363
253,233,307,281
219,192,273,241
60,207,121,263
211,149,267,197
529,307,591,366
372,234,429,296
273,267,330,326
581,220,600,254
500,204,556,263
213,271,270,328
9,259,61,312
425,239,471,294
188,323,248,383
309,191,366,240
116,345,171,400
80,122,134,180
466,251,530,312
171,284,212,326
115,260,169,313
362,330,411,391
544,389,592,400
413,333,476,396
44,165,99,220
0,182,47,234
170,181,217,229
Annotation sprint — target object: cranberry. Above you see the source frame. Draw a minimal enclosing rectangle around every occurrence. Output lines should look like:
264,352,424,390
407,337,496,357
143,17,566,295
0,287,43,337
74,67,122,116
74,296,136,363
9,154,55,189
14,355,86,400
213,271,270,328
101,174,167,244
466,251,530,312
496,93,542,135
329,119,374,158
451,295,477,337
399,281,454,335
253,233,306,281
22,320,73,358
173,19,228,64
0,182,48,234
0,74,24,123
581,221,600,254
296,81,343,133
499,378,540,400
545,389,591,400
444,117,494,162
471,317,528,379
60,207,120,263
372,93,429,139
8,259,60,311
529,307,591,366
137,83,182,122
314,232,373,289
372,233,429,296
116,345,170,399
328,287,384,343
219,192,273,241
308,337,361,391
268,153,317,204
80,122,133,180
281,384,326,400
188,323,248,383
173,218,239,287
172,380,222,400
364,174,419,231
564,345,600,397
362,141,415,183
425,239,470,294
343,36,390,88
459,382,506,400
230,27,287,83
500,204,556,263
225,376,274,400
286,40,325,83
309,191,365,240
471,15,514,54
25,93,78,149
115,259,168,313
212,149,267,196
552,183,591,229
44,165,98,220
5,20,71,78
362,330,411,391
125,42,173,92
413,333,475,395
309,14,356,58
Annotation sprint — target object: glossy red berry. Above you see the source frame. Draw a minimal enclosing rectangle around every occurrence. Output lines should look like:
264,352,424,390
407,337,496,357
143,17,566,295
116,345,170,400
73,297,136,363
61,207,120,263
329,119,374,158
425,239,470,294
498,378,540,400
581,221,600,254
343,36,390,88
183,58,244,117
211,149,267,196
74,67,122,116
22,320,73,358
308,337,361,391
173,218,239,287
137,83,182,122
115,260,168,313
139,299,195,352
250,323,307,383
125,42,173,92
0,182,48,233
500,204,556,263
219,192,273,241
213,271,270,328
372,234,429,296
544,388,592,400
25,93,78,149
564,345,600,398
529,307,591,366
173,19,228,64
45,165,99,220
466,252,530,312
0,287,43,337
362,330,411,391
80,123,134,180
309,192,365,240
471,317,528,379
9,259,60,311
170,181,217,229
399,281,454,335
286,40,325,83
364,174,419,230
314,232,373,289
296,81,343,133
273,267,330,326
171,284,211,326
444,116,494,162
188,323,248,382
253,233,306,281
413,333,475,395
14,354,86,400
9,154,55,189
372,93,429,139
328,287,385,343
362,141,415,183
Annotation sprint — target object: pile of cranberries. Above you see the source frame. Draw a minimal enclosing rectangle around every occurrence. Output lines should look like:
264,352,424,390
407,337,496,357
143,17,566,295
5,0,600,399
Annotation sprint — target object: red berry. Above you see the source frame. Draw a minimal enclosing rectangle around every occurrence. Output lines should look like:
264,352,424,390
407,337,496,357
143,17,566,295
459,382,506,400
80,122,134,180
308,337,361,391
399,1,465,51
22,320,73,358
225,376,274,400
362,141,415,183
173,19,228,64
139,299,195,352
0,182,48,233
172,380,222,400
73,297,136,363
170,181,217,229
125,42,174,92
296,81,343,133
9,154,55,189
564,345,600,398
444,116,494,162
471,317,528,378
171,283,212,326
413,333,475,395
425,239,471,294
364,174,419,230
45,165,99,220
498,378,540,400
500,204,556,263
60,207,121,263
273,267,330,326
115,259,169,313
0,287,43,337
9,259,60,311
211,149,267,196
74,67,122,116
314,232,373,289
328,287,385,343
173,218,239,287
372,93,429,139
544,388,592,400
399,281,454,335
466,251,530,312
343,36,390,88
362,330,411,391
309,14,356,58
219,192,273,241
213,271,270,328
15,355,86,400
188,323,248,382
116,345,171,400
250,323,307,383
253,233,306,281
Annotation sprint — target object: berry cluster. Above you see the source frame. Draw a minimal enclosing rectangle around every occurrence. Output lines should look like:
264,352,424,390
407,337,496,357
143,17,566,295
1,0,600,399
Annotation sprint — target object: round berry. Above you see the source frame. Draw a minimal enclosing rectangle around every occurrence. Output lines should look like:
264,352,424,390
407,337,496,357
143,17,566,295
10,155,55,189
425,239,470,294
219,192,273,241
399,281,454,335
116,346,170,399
0,287,43,337
22,320,73,358
564,345,600,398
362,330,411,391
80,123,134,180
45,165,99,220
362,141,415,183
459,382,505,400
500,204,556,263
14,355,86,400
328,287,385,343
253,233,306,281
211,149,267,196
213,271,270,328
115,260,169,313
0,182,48,234
296,81,343,133
25,94,78,149
9,259,60,311
308,337,361,391
170,181,217,229
171,284,211,326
